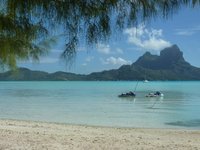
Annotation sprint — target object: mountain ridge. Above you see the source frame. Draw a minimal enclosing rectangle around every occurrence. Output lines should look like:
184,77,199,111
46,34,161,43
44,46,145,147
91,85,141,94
1,44,200,81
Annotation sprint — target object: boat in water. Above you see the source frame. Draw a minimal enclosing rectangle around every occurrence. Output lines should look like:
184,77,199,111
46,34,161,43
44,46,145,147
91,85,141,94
118,91,136,98
146,91,164,97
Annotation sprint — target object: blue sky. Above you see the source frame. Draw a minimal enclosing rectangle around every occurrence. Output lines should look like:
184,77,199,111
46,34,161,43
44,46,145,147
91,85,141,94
20,6,200,74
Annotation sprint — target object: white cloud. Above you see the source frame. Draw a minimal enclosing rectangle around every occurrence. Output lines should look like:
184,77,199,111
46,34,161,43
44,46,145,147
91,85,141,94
124,24,171,51
175,30,195,36
85,56,94,62
116,48,123,54
175,26,200,36
102,57,131,65
82,63,87,66
97,43,125,55
81,56,94,66
97,44,111,54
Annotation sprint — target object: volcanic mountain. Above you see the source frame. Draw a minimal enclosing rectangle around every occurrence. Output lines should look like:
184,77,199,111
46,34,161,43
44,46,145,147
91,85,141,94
1,45,200,80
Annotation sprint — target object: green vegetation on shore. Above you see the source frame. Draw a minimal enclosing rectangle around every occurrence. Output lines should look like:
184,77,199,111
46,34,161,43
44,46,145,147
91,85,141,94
1,45,200,81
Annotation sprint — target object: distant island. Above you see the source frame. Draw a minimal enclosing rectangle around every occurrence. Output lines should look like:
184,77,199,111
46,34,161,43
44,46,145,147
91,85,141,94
1,44,200,81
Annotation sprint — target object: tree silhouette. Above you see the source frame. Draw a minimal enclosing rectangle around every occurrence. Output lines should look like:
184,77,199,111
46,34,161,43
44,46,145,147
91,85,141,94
0,0,199,68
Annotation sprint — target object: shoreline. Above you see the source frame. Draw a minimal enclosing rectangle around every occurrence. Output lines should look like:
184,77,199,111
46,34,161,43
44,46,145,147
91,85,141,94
0,119,200,150
0,118,198,131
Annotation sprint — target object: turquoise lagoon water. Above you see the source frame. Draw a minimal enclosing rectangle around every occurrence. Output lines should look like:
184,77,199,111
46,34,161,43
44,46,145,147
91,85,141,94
0,81,200,129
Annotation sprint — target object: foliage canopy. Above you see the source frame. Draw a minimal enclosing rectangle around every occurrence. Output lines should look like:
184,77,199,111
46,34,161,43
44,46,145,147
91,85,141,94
0,0,200,68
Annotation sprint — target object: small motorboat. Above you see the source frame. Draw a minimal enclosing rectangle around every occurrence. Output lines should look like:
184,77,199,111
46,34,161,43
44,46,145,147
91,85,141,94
118,91,136,98
146,91,164,97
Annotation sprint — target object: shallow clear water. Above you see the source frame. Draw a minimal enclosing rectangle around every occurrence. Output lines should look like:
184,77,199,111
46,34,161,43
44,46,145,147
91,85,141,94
0,81,200,129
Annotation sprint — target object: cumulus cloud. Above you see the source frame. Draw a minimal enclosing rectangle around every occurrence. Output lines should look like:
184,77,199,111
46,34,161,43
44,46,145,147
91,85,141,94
85,56,94,62
124,24,171,51
102,57,131,65
81,56,94,66
81,63,87,66
97,43,111,54
175,26,200,36
116,48,123,54
96,43,125,55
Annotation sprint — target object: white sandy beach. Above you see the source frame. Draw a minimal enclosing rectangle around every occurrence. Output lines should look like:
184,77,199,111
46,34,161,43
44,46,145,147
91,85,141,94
0,120,199,150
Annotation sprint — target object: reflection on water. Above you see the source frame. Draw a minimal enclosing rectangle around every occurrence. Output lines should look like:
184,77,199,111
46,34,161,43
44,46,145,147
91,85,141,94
147,98,163,109
118,97,136,102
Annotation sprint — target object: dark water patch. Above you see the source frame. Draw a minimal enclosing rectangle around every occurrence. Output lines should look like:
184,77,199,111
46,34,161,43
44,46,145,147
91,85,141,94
147,107,161,109
166,119,200,127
